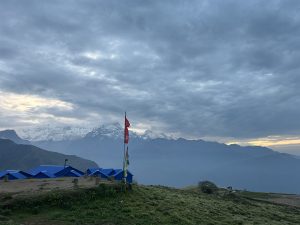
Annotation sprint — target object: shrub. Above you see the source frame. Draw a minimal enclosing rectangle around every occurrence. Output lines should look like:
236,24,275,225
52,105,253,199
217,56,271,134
97,184,117,197
198,181,218,194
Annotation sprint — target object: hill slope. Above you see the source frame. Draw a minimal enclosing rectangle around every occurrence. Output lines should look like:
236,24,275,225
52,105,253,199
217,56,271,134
0,139,98,171
0,184,299,225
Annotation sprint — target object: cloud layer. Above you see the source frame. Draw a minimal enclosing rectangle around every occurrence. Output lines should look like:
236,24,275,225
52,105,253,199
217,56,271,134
1,0,300,139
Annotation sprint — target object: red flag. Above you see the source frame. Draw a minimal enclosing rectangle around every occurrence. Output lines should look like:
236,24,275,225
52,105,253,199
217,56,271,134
124,127,129,144
124,115,130,144
125,116,130,128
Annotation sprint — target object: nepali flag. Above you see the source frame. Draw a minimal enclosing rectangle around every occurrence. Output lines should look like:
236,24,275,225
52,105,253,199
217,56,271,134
124,115,130,144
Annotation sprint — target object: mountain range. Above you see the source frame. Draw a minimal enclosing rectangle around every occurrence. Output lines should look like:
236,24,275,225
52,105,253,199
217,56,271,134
18,123,169,142
19,125,94,141
12,123,299,194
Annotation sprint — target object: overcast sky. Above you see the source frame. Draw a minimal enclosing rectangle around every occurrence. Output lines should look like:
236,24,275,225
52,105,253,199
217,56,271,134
1,0,300,152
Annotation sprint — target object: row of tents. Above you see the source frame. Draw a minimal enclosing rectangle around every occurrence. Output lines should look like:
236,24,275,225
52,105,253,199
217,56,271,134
0,165,133,183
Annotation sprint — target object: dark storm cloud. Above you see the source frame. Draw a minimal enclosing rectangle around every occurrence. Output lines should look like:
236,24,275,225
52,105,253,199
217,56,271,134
1,0,300,138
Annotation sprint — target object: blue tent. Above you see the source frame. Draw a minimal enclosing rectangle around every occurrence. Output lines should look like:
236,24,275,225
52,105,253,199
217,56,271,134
87,168,115,177
112,169,133,183
86,168,133,182
28,165,84,178
90,170,108,179
87,168,102,175
100,168,115,176
64,169,83,177
33,171,56,179
55,167,84,177
28,165,66,176
18,170,32,178
0,170,30,180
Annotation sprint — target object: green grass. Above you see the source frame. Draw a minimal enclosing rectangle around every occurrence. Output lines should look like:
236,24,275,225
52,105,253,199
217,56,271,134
0,184,300,225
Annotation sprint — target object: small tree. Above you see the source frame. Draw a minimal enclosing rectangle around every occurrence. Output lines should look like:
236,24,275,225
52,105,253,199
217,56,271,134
198,180,218,194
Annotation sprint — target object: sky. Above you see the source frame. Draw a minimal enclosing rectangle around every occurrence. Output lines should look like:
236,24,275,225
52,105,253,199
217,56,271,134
0,0,300,154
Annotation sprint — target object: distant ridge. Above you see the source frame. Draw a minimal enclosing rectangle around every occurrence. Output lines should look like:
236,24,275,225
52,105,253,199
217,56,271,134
0,138,98,171
0,129,30,145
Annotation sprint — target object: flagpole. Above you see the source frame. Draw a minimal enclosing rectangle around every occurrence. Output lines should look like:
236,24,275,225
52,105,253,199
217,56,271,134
123,111,127,184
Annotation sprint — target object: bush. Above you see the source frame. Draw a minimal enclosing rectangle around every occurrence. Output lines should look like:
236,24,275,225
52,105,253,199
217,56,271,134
97,184,117,197
198,181,218,194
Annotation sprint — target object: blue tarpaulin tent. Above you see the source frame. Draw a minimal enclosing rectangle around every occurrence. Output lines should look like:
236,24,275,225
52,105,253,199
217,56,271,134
0,170,31,180
86,168,102,175
90,170,109,179
100,168,115,176
28,165,84,178
28,165,66,176
67,170,83,177
112,169,133,183
87,168,133,183
87,168,115,177
33,171,56,179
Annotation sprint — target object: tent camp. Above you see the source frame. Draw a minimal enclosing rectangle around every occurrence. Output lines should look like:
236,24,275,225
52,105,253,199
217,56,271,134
1,165,133,182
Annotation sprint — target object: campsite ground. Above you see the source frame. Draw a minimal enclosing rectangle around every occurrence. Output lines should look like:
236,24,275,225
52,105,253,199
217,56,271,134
0,177,106,194
0,179,300,225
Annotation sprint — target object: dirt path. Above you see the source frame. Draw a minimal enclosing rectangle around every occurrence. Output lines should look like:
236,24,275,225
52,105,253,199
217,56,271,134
268,194,300,207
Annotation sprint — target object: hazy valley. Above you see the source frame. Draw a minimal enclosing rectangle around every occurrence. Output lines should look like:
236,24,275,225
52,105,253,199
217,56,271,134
2,124,299,194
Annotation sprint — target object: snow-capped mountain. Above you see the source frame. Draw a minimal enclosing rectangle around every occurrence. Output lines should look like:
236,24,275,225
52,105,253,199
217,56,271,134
19,125,94,142
85,123,124,139
140,129,173,140
18,123,172,142
84,123,173,140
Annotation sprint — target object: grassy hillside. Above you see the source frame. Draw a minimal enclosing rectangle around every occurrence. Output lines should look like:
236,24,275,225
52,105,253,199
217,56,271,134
0,184,299,225
0,139,98,171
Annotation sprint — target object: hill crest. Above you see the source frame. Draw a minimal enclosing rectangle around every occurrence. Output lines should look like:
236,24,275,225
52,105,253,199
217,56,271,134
0,138,97,171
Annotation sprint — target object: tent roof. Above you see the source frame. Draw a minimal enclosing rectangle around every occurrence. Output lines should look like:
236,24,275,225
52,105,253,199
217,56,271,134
100,168,115,176
33,171,56,178
87,168,133,177
91,170,108,177
10,172,27,179
87,168,102,174
0,170,27,179
113,169,133,176
0,170,17,177
28,165,67,176
69,170,82,177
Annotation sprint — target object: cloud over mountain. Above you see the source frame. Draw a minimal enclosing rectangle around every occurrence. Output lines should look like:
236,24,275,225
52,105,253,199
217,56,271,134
1,0,300,140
